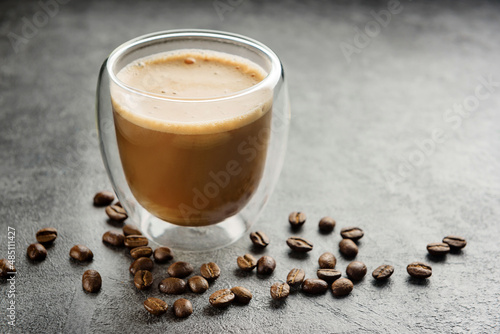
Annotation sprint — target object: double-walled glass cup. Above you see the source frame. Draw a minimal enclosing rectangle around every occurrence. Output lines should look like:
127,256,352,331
96,30,290,251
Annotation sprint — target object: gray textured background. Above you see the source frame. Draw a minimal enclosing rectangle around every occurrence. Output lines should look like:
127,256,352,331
1,0,499,333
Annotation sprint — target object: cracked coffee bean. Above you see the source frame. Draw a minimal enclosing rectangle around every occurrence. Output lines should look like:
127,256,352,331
144,297,168,316
250,231,270,247
318,216,336,233
105,204,128,221
257,256,276,275
36,227,58,244
442,235,467,250
289,211,306,228
102,231,125,247
168,261,193,278
130,246,153,259
331,278,353,297
237,253,257,271
27,243,47,261
339,239,358,257
209,289,235,308
69,245,93,262
0,259,16,278
159,277,186,294
340,227,364,241
317,269,342,282
122,223,141,236
270,282,290,300
129,257,154,275
302,278,328,294
318,252,337,269
286,237,313,253
231,286,252,304
427,242,450,256
188,276,209,294
372,265,394,280
82,269,102,293
286,268,305,288
153,246,173,263
124,235,148,249
134,270,153,290
200,262,220,281
407,262,432,278
346,261,367,281
173,298,193,318
93,191,115,206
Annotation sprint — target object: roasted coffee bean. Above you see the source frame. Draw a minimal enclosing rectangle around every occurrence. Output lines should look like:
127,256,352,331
134,270,153,290
82,269,102,293
237,253,257,271
115,201,122,207
105,204,128,221
0,259,16,278
124,235,148,249
129,257,154,275
123,223,141,236
427,242,450,256
173,298,193,318
289,212,306,227
340,227,364,241
102,231,125,247
200,262,220,280
159,277,186,294
93,191,115,206
36,227,58,244
339,239,358,257
302,278,328,294
27,243,47,261
372,265,394,280
443,235,467,250
286,237,313,253
231,286,252,304
317,269,342,282
69,245,93,262
153,246,173,263
130,246,153,259
286,268,305,288
168,261,193,278
250,231,270,247
318,216,336,233
270,282,290,300
331,278,353,297
346,261,367,281
188,276,209,294
209,289,235,308
144,297,168,316
318,252,337,269
407,262,432,278
257,256,276,275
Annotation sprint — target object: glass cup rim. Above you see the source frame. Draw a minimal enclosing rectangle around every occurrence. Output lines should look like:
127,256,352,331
106,29,282,103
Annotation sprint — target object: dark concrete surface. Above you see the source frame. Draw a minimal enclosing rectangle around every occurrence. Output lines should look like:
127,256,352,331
1,0,500,333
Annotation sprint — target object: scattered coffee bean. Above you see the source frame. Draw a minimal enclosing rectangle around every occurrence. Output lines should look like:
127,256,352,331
318,252,337,269
331,278,353,297
231,286,252,304
168,261,193,278
134,270,153,290
129,257,154,275
0,259,16,277
105,204,128,221
250,231,270,247
153,246,173,263
237,253,257,271
130,246,153,259
372,265,394,280
270,282,290,300
188,276,209,294
102,231,125,247
407,262,432,278
340,227,364,241
143,297,168,316
443,235,467,250
173,298,193,318
82,269,102,293
318,216,336,233
27,243,47,261
302,278,328,294
346,261,367,281
427,242,450,256
93,191,115,206
209,289,235,308
115,201,122,208
36,227,58,244
200,262,220,281
289,211,306,228
159,277,186,294
69,245,93,262
124,235,148,249
123,223,141,236
257,256,276,275
286,268,305,288
339,239,358,257
286,237,313,253
317,269,342,282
